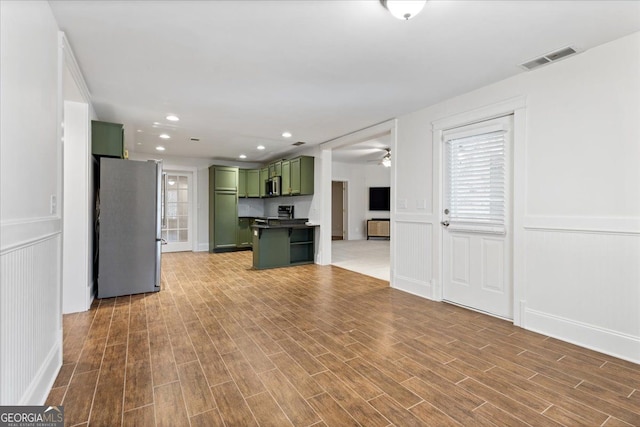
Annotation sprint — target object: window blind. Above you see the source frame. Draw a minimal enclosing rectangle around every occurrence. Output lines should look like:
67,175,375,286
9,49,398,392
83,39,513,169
445,130,506,234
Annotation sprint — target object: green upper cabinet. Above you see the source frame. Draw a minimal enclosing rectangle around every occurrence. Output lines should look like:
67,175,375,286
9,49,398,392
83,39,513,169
290,156,314,195
281,160,291,196
269,161,282,178
259,167,268,198
246,169,260,197
238,169,247,197
213,166,238,191
91,120,123,158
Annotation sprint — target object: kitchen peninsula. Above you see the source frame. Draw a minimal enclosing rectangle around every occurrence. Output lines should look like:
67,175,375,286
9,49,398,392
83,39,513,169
252,216,318,270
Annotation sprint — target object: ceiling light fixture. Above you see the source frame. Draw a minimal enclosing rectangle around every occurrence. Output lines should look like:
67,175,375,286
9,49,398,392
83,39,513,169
166,115,179,121
282,131,292,138
257,145,265,150
156,146,165,151
239,154,247,159
381,0,426,20
159,134,170,139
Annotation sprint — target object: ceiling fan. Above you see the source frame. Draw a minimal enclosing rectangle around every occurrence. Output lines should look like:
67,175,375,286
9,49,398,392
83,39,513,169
368,148,391,167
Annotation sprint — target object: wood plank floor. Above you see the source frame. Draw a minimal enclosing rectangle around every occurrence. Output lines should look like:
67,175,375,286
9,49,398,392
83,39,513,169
47,251,640,426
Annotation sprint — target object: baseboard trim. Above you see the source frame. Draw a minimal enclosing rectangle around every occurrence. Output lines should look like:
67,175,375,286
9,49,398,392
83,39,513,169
525,308,640,364
392,275,432,299
87,280,95,311
196,243,209,252
21,330,62,405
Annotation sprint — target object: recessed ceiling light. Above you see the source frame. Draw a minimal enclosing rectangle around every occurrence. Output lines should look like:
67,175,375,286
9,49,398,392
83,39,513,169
136,129,142,133
166,115,179,121
159,134,170,139
136,142,142,145
257,145,265,150
239,154,247,159
153,122,160,125
156,146,165,151
282,131,292,138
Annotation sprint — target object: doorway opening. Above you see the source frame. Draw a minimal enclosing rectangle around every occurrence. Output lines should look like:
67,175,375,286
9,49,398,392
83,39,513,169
331,181,347,240
328,130,393,282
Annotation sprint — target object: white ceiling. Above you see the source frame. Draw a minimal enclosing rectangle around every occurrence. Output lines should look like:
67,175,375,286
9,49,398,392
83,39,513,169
50,1,640,164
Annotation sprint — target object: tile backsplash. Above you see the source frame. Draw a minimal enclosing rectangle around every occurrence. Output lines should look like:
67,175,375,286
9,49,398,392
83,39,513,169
238,196,313,219
238,198,265,217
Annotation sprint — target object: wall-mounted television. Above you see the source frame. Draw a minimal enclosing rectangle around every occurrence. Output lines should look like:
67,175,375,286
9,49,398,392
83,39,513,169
369,187,390,211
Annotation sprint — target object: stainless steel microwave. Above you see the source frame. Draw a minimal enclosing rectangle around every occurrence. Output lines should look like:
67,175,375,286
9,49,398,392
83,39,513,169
266,176,281,197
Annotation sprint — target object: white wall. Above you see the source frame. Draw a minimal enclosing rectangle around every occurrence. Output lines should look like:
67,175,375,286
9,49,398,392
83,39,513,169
332,162,390,240
0,1,64,404
393,32,640,362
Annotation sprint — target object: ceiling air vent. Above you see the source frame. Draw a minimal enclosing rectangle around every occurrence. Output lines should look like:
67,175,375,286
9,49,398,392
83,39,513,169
189,137,200,142
520,46,578,71
292,141,306,146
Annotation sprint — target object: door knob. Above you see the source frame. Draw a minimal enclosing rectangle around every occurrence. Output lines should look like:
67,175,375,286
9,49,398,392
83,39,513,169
440,221,450,227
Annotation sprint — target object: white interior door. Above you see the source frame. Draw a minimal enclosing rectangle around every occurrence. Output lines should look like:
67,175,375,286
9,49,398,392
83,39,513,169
161,172,192,253
442,116,513,319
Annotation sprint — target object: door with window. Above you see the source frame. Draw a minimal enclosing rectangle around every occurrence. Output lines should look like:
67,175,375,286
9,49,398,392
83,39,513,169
442,116,513,319
161,172,192,252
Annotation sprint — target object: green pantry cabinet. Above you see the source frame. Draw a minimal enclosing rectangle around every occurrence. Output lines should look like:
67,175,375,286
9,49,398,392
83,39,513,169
209,166,239,252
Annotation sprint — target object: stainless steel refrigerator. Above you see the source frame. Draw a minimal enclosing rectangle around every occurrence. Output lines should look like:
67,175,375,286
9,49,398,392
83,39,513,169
97,158,162,298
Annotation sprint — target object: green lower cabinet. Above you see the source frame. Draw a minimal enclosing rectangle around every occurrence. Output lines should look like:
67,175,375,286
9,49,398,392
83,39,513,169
289,228,314,264
252,226,316,269
253,228,289,269
237,218,253,248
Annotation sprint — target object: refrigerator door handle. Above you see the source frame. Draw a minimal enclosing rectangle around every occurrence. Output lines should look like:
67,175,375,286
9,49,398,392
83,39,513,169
155,161,163,290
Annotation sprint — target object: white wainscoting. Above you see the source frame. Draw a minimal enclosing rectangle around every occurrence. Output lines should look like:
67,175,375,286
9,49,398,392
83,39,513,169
523,220,640,363
0,220,62,404
392,220,433,298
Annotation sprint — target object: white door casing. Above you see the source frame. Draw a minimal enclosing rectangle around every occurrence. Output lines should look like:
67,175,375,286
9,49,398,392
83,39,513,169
441,115,514,319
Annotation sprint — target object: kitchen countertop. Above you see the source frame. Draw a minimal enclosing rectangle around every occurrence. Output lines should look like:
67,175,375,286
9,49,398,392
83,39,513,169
251,223,319,229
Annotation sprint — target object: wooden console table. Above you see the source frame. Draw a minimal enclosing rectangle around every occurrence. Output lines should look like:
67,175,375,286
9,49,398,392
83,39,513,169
367,219,390,240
